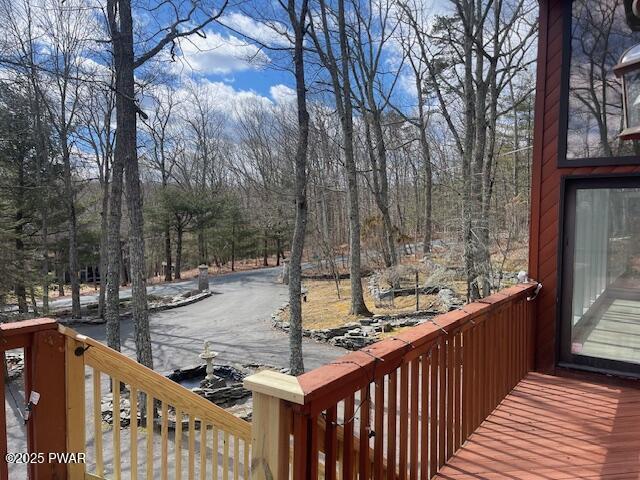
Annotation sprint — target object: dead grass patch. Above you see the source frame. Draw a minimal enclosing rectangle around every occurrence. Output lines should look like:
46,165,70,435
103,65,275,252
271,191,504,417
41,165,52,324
281,278,440,330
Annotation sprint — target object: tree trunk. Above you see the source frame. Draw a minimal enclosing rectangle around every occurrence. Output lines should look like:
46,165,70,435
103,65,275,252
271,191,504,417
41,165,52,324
366,111,397,267
197,227,206,265
164,220,172,282
41,213,49,314
98,177,109,318
63,143,81,319
416,76,433,256
338,0,370,316
263,235,269,267
175,225,183,280
56,257,65,297
105,0,128,353
231,222,236,272
287,0,310,376
113,0,153,368
15,157,27,314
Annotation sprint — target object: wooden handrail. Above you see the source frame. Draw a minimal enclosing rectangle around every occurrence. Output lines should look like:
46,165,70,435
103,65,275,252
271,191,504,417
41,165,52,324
245,281,539,480
296,283,537,414
58,325,251,479
59,325,251,438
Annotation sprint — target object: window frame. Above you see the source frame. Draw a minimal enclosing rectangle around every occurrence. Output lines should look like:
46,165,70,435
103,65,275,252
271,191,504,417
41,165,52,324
558,0,640,167
558,174,640,378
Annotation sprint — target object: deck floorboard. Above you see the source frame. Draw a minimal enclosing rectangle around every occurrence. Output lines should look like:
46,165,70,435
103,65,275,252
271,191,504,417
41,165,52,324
434,373,640,479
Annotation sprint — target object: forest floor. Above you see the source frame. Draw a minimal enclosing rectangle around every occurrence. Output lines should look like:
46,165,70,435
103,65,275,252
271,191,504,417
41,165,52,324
283,238,530,330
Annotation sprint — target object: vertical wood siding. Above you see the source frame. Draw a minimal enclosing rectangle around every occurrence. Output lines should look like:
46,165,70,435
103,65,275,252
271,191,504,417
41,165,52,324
529,0,640,372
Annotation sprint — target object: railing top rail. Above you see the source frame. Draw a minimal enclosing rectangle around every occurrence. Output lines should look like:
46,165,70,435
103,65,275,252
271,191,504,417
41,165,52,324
0,317,58,336
294,282,537,415
0,317,58,351
59,325,252,439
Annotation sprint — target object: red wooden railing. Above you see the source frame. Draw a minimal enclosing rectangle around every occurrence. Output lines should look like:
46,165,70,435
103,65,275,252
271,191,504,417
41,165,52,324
0,318,67,480
246,282,538,479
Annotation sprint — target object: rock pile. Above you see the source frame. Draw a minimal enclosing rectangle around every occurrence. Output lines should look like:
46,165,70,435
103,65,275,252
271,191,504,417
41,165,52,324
191,384,250,408
5,351,23,380
272,313,437,351
437,288,465,310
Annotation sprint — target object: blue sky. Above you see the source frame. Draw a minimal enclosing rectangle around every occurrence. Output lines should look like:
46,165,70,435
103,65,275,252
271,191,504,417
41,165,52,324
166,8,299,107
164,1,454,110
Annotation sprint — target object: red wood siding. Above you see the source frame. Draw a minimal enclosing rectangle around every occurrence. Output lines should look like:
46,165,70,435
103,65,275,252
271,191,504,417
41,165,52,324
529,0,640,372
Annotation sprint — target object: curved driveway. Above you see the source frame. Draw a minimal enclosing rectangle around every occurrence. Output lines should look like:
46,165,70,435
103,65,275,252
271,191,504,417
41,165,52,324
75,266,346,373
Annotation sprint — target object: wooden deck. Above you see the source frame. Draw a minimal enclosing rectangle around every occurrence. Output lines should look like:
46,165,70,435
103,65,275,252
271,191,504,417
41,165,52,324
435,372,640,479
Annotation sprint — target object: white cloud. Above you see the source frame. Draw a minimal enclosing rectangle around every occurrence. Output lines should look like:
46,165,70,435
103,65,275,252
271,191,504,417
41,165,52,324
175,30,270,75
269,84,296,105
223,11,293,48
172,78,273,118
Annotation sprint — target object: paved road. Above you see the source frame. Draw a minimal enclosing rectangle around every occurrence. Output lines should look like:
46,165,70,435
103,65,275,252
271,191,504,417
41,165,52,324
47,273,209,311
76,266,345,373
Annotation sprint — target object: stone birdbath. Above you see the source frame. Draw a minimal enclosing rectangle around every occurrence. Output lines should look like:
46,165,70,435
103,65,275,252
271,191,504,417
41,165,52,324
199,341,224,388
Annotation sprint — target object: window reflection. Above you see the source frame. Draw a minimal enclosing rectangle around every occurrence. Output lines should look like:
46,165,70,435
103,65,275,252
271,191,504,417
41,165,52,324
567,0,640,159
571,187,640,365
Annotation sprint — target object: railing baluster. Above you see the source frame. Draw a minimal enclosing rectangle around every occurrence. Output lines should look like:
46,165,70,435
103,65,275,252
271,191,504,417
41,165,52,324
325,405,338,480
223,431,230,480
93,369,104,477
399,363,409,479
200,422,207,480
175,408,183,480
461,328,468,442
437,337,446,470
429,344,438,478
131,386,138,480
374,377,385,480
358,387,370,480
420,354,429,480
409,359,419,480
343,394,355,480
453,332,461,452
161,401,168,480
243,437,249,479
446,335,454,461
385,372,396,480
147,393,154,480
234,434,240,480
0,353,7,480
189,415,196,479
212,426,219,480
113,376,122,480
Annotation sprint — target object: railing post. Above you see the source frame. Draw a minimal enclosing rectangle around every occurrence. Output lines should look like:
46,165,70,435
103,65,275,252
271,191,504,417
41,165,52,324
244,370,305,480
25,328,67,479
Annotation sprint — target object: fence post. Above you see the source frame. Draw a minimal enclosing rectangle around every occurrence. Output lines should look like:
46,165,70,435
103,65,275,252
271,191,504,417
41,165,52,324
244,370,305,480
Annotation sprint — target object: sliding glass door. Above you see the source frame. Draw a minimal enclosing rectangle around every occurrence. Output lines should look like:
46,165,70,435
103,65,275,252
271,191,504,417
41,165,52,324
561,178,640,375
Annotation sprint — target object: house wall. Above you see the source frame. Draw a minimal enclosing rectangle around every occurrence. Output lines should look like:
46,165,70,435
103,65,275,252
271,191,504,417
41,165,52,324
529,0,640,372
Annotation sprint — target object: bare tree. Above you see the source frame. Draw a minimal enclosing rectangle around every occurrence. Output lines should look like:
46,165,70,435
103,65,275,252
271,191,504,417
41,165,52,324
284,0,310,375
348,0,401,267
78,79,116,318
142,85,180,281
400,0,536,299
308,0,372,316
105,0,228,365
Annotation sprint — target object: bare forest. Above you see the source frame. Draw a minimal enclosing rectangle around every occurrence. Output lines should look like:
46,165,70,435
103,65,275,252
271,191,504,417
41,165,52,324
0,0,537,373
